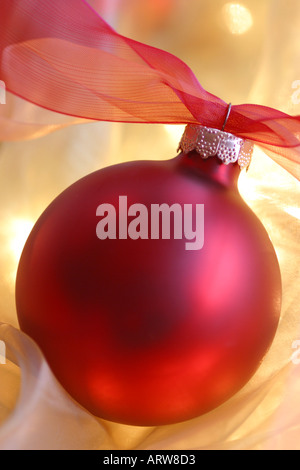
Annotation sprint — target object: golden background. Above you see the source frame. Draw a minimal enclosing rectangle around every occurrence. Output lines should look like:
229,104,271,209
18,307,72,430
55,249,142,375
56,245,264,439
0,0,299,449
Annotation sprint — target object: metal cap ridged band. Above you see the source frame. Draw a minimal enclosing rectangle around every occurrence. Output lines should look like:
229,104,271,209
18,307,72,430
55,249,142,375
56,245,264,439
178,124,254,170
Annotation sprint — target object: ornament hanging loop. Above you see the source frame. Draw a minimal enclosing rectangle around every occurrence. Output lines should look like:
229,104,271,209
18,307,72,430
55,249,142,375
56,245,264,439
222,103,232,131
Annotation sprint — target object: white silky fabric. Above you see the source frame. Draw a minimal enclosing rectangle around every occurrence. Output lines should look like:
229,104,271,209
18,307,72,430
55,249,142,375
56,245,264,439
0,0,299,450
1,322,300,450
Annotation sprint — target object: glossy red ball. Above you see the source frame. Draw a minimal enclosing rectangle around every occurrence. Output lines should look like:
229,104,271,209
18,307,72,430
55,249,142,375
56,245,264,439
16,152,281,425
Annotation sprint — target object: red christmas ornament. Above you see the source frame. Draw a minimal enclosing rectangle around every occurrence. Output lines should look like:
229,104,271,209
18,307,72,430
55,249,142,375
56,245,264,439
16,125,282,426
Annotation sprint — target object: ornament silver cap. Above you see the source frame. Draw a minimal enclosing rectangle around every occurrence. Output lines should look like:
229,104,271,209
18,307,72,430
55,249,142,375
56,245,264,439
178,124,254,170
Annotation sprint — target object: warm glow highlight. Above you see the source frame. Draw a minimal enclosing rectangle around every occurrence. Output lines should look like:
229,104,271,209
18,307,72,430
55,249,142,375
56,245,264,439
222,3,253,35
164,124,185,147
283,206,300,220
9,219,34,262
2,218,34,287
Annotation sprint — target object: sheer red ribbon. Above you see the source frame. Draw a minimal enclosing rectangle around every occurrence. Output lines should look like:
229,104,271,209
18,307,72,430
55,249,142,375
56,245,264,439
0,0,300,178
